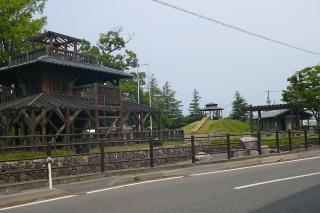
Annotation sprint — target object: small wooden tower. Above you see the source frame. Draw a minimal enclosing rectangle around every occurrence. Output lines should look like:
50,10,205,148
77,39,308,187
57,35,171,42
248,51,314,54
200,102,223,120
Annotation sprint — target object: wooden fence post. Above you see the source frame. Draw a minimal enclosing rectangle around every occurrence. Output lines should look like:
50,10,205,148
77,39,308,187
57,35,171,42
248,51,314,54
288,130,293,152
318,127,320,146
149,137,154,167
227,134,231,159
47,136,52,157
100,136,105,173
257,131,262,155
275,131,280,153
191,135,196,163
304,130,308,149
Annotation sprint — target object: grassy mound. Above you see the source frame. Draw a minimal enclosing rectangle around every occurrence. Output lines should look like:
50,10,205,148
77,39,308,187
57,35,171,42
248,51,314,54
183,119,250,134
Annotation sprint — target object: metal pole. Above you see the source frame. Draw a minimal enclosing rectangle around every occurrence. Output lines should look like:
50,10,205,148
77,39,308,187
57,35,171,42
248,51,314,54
148,64,153,131
48,162,52,190
137,67,141,131
46,157,53,190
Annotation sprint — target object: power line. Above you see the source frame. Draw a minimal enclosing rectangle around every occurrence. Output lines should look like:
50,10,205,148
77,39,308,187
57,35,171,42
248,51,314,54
152,0,319,56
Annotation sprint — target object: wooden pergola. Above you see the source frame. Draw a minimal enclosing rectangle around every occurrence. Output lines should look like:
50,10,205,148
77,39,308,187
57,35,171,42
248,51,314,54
246,103,305,132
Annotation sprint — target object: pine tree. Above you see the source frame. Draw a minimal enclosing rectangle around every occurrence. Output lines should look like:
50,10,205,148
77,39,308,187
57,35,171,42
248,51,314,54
160,81,184,128
188,89,203,122
230,91,248,121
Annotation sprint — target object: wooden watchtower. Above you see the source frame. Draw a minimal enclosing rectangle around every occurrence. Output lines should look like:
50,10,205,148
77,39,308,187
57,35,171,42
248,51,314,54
200,102,224,120
0,31,161,146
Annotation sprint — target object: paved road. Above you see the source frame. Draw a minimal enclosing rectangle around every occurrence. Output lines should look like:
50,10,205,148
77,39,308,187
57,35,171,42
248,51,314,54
3,157,320,213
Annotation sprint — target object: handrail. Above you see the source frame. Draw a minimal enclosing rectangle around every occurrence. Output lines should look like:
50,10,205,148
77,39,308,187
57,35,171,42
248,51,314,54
9,46,100,66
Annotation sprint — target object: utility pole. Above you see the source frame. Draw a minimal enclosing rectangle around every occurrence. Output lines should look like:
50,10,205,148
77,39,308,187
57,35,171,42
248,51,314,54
147,64,153,131
136,67,141,131
266,90,271,105
265,90,281,105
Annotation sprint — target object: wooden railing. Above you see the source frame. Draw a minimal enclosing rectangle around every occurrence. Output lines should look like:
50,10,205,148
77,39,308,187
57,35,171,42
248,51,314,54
0,86,16,104
73,84,121,106
9,46,99,66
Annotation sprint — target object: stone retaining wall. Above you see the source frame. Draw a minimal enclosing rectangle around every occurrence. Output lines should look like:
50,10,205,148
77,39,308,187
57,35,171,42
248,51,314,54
0,146,192,185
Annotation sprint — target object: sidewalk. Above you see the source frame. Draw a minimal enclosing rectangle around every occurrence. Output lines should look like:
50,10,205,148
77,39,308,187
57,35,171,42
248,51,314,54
1,148,320,208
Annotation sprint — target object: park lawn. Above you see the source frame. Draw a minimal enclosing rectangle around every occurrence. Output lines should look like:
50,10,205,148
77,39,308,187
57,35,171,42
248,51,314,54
0,150,75,161
184,119,251,135
0,140,187,161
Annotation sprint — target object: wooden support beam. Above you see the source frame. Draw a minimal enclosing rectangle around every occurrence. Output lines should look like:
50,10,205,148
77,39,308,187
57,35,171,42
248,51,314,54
54,108,65,122
40,109,47,145
21,109,31,130
142,112,151,123
65,108,71,145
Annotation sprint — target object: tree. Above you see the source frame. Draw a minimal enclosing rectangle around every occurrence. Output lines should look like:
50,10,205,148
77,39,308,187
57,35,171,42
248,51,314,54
282,65,320,126
79,27,138,71
121,71,146,103
188,89,202,122
0,0,47,67
146,73,163,108
230,91,248,121
159,81,184,128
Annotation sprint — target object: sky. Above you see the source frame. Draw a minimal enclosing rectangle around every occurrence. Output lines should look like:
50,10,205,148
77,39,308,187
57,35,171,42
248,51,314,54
44,0,320,115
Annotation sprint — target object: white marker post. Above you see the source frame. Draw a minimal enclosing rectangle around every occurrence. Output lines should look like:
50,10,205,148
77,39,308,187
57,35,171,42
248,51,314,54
46,156,53,190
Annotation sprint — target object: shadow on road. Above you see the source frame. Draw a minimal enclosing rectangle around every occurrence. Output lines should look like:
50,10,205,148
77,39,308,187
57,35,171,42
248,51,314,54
250,183,320,213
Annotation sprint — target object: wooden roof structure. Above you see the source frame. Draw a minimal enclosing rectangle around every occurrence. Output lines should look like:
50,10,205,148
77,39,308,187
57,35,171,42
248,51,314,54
28,31,83,48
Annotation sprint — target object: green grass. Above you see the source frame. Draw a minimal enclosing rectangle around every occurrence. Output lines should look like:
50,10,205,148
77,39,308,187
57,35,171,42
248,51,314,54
0,140,187,161
0,150,75,161
183,119,250,135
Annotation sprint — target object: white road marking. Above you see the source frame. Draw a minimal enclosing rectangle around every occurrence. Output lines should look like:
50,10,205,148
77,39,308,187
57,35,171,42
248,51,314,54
2,155,320,211
234,171,320,190
86,176,184,194
190,155,320,177
0,195,77,211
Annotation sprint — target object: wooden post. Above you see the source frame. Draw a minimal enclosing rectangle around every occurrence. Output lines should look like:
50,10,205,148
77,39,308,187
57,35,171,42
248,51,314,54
149,137,154,167
257,131,262,155
100,138,105,173
288,130,293,151
290,108,294,130
65,108,71,148
191,135,195,163
227,134,231,159
258,110,262,132
249,109,254,135
304,129,308,149
318,127,320,146
47,136,52,157
73,41,77,61
275,131,280,153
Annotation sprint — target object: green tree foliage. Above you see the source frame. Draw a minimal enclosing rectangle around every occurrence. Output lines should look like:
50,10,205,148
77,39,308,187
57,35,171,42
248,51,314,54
230,91,248,121
160,81,184,128
282,65,320,125
0,0,47,66
79,27,138,71
147,73,163,108
121,71,146,103
188,89,203,122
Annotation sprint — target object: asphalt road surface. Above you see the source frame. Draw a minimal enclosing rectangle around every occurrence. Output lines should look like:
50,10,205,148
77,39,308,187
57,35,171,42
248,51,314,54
3,156,320,213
